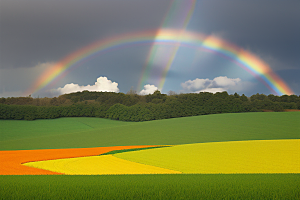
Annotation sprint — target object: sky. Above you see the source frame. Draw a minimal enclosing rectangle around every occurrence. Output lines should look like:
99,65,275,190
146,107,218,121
0,0,299,98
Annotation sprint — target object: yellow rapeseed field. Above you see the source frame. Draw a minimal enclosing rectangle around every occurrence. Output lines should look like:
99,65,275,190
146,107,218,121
23,155,181,175
115,139,300,174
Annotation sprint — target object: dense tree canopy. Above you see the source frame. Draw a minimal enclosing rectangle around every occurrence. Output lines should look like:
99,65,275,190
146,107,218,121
0,91,299,121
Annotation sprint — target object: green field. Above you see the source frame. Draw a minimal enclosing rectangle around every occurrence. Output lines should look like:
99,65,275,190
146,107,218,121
0,112,299,150
1,112,300,199
1,174,299,200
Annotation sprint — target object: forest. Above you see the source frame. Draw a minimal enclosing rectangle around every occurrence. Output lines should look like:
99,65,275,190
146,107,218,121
0,91,299,121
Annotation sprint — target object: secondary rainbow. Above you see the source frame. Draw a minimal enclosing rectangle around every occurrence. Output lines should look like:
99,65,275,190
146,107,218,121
138,0,197,91
26,29,294,96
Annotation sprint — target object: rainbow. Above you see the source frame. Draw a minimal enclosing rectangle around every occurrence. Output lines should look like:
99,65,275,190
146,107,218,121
138,0,196,90
27,29,294,96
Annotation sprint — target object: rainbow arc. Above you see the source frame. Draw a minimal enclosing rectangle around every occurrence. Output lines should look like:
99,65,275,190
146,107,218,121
26,29,294,96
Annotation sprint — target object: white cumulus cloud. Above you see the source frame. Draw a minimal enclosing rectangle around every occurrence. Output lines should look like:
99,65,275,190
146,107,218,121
200,88,226,93
51,76,119,95
139,84,159,95
181,76,249,94
210,76,241,88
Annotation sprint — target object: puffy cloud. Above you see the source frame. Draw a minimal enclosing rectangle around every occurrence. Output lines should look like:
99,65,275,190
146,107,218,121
200,88,226,93
210,76,241,88
51,76,119,95
181,76,246,94
180,78,211,92
139,84,158,95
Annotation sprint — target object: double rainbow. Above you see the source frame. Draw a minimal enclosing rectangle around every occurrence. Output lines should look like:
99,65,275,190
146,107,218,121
139,0,196,90
27,29,294,96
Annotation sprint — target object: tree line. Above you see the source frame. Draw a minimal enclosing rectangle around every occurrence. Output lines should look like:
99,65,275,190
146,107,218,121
0,91,299,121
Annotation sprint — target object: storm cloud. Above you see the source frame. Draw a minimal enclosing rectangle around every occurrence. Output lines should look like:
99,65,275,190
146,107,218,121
0,0,299,97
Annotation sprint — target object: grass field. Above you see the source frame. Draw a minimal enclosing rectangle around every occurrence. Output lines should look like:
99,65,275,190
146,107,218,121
0,112,299,150
0,174,299,200
1,112,299,199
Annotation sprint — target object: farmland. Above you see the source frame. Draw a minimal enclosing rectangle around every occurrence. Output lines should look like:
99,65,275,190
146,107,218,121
1,175,299,200
0,112,299,150
0,145,157,175
115,139,300,174
1,112,300,199
25,139,300,174
24,155,181,175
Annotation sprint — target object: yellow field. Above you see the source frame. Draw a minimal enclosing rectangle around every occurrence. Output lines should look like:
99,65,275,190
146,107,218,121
24,139,300,174
23,155,181,175
115,139,300,174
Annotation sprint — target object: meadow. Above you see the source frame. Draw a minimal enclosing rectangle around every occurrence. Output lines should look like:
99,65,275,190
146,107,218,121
1,112,299,199
1,174,299,200
0,112,299,150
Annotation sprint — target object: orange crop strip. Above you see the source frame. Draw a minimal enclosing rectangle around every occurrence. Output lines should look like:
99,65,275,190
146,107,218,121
0,145,157,175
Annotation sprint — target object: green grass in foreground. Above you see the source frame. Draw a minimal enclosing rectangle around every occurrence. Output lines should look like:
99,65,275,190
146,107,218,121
0,112,299,150
0,174,299,200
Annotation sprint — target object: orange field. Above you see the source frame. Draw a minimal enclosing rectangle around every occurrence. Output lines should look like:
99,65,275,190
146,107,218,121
0,145,157,175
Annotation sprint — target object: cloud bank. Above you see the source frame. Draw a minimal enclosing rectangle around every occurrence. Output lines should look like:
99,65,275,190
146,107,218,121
139,84,158,95
181,76,250,94
51,76,119,95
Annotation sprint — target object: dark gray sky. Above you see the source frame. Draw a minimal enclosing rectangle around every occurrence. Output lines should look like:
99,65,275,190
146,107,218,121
0,0,299,97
